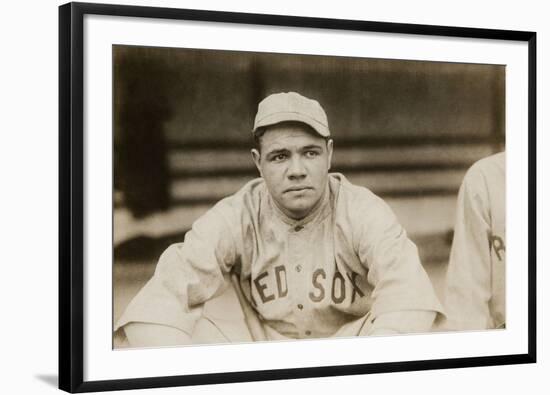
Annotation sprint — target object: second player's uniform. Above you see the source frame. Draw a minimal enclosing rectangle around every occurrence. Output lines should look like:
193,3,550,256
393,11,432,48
443,152,506,330
116,173,443,341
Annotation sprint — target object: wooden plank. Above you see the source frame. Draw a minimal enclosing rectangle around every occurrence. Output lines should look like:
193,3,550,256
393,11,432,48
166,136,502,150
169,169,467,201
168,144,493,177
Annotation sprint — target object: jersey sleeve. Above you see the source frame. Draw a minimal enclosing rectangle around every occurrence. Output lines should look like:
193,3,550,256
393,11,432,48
354,194,444,321
114,201,239,335
442,167,494,330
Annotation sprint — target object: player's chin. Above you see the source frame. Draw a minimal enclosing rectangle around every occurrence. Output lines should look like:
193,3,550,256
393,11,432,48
284,199,316,216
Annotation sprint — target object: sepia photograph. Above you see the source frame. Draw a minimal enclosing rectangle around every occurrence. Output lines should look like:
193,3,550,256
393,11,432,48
57,2,537,393
111,45,506,349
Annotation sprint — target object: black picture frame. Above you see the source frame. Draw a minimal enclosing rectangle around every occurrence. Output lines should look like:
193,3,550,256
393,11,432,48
59,2,537,393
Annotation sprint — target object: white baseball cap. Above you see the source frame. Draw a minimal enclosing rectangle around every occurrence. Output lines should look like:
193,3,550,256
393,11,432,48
252,92,330,137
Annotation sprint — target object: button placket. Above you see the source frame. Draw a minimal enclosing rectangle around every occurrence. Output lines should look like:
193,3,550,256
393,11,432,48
288,228,309,332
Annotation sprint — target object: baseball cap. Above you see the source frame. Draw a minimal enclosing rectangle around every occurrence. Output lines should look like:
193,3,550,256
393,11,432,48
252,92,330,138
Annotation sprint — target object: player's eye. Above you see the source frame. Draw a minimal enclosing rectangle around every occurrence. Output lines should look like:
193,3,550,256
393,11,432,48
305,150,320,158
270,153,288,162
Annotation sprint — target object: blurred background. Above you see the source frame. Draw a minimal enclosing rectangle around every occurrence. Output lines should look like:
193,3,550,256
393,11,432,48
112,45,504,337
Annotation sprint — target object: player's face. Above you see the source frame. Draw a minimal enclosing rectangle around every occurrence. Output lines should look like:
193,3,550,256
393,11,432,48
251,123,333,220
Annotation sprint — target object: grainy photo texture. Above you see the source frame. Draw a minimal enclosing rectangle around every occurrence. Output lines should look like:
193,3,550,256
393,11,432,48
112,45,505,349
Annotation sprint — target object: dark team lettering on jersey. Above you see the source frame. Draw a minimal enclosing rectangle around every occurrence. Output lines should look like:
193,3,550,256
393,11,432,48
489,233,505,261
253,264,365,305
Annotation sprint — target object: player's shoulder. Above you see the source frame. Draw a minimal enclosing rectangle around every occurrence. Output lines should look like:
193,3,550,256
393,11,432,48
329,173,393,218
330,173,387,206
463,151,505,187
329,173,401,249
210,177,266,221
469,151,505,174
185,178,265,240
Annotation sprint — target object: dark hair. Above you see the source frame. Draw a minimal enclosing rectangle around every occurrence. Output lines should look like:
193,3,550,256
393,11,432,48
252,121,330,153
252,127,266,152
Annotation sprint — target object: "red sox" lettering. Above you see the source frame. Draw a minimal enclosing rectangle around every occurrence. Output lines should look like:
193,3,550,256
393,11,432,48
253,265,365,305
489,233,505,261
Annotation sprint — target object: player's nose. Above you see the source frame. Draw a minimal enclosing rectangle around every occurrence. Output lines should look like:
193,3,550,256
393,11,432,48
287,157,307,179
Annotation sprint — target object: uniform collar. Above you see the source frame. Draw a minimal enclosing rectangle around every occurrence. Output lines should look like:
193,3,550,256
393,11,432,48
267,181,331,229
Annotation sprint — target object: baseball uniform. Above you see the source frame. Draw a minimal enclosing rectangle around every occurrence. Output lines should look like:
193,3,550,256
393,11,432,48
442,152,506,330
115,173,444,341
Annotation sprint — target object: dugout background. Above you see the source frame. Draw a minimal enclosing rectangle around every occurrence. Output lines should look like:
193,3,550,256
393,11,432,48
112,45,505,342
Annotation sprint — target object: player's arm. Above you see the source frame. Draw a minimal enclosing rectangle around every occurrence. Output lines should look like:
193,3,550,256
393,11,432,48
115,202,239,347
367,310,436,335
354,195,444,333
124,322,192,347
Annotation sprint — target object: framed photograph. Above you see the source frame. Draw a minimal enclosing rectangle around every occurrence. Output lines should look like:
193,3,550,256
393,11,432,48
59,1,536,393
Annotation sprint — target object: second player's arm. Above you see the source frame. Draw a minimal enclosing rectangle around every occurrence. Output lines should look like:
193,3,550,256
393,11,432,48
442,169,493,330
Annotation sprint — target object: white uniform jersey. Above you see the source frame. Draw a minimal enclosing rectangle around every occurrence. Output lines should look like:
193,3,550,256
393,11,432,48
116,173,443,339
443,152,506,330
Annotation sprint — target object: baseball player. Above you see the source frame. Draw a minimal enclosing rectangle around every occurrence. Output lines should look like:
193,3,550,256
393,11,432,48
116,92,444,347
441,152,506,330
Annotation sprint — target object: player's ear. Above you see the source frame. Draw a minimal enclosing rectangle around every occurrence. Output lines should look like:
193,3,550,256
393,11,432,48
326,139,334,170
251,149,262,175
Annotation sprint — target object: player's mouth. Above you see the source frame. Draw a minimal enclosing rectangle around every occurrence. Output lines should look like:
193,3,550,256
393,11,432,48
284,186,313,193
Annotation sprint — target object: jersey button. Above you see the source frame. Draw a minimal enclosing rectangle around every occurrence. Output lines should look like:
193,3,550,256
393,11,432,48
297,304,304,310
296,265,302,272
305,330,312,336
294,225,304,232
